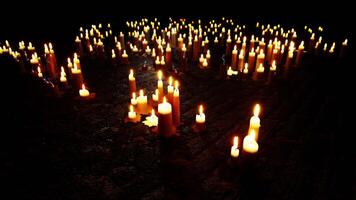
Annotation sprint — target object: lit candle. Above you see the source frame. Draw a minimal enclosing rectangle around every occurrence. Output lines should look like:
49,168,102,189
248,48,256,73
121,50,129,65
255,50,265,71
340,39,348,58
158,97,174,137
60,66,67,83
243,130,259,153
226,35,232,56
230,136,240,158
128,104,137,122
137,89,148,114
131,92,137,106
266,40,273,64
143,109,158,127
167,76,174,104
166,43,172,70
195,105,206,131
238,50,244,72
296,41,304,66
193,35,199,61
157,70,164,102
79,84,90,97
71,63,84,90
231,45,238,70
172,80,180,126
128,69,137,95
37,66,43,78
152,89,159,103
227,66,238,76
249,104,261,140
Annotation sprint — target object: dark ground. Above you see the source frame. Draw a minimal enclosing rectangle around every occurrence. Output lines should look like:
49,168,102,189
1,12,355,200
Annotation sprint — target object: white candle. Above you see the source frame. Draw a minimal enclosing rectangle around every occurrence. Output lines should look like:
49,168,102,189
79,84,90,97
231,136,240,158
137,89,148,114
243,130,259,153
249,104,261,139
131,92,137,105
128,104,137,120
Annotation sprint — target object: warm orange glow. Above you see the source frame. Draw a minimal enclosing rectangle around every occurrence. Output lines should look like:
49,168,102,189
174,80,179,89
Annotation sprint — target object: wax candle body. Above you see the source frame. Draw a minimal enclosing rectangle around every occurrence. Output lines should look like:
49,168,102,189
158,98,174,137
172,82,180,126
129,69,137,95
230,136,240,158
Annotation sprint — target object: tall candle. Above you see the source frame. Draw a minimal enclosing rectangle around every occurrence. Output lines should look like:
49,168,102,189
296,41,304,66
158,97,174,137
248,48,256,73
128,69,137,95
256,50,265,71
167,76,174,104
266,40,273,64
225,35,232,56
121,50,129,65
137,89,148,114
172,80,180,126
157,70,164,102
166,43,172,70
238,50,244,72
339,39,347,58
231,45,238,70
71,63,84,90
230,136,240,158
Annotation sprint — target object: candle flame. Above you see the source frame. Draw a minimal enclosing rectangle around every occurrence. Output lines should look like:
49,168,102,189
163,96,167,103
139,89,144,96
151,109,156,116
253,104,260,116
82,84,86,90
130,104,134,112
174,80,179,89
233,136,238,147
132,92,136,99
37,66,41,73
199,105,204,114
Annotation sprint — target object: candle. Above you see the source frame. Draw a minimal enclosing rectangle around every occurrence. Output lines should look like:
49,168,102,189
339,39,347,58
131,92,137,106
172,80,180,126
266,40,273,64
193,35,199,61
37,66,43,78
296,41,304,66
137,89,148,114
152,89,159,103
121,50,129,65
158,97,174,137
195,105,206,131
157,70,164,102
249,104,261,139
128,69,137,95
225,35,232,56
166,43,172,70
231,45,238,70
143,109,158,127
128,104,137,122
71,63,84,90
255,50,265,71
227,66,238,76
230,136,240,158
167,76,174,104
60,66,67,83
243,130,259,153
238,50,244,72
79,84,90,97
248,48,256,73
